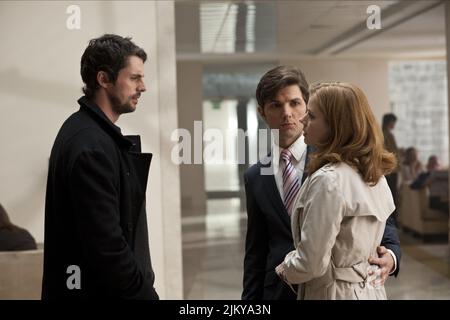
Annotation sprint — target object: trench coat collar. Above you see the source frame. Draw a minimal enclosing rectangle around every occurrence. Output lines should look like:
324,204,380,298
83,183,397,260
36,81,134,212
78,96,134,150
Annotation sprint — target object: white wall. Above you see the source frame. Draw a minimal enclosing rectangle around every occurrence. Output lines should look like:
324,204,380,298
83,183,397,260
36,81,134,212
281,58,391,125
177,61,207,217
0,0,182,299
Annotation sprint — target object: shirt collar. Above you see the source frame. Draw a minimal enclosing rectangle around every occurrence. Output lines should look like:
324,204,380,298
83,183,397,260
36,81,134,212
288,135,307,162
272,134,306,166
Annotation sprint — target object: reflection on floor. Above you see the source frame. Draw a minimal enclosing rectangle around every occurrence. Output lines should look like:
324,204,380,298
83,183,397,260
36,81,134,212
182,199,450,300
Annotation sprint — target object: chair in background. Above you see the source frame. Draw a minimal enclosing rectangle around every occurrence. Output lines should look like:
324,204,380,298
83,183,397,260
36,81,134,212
398,185,448,241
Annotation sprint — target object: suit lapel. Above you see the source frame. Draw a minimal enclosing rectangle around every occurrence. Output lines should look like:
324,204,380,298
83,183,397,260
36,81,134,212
257,145,314,231
259,156,291,231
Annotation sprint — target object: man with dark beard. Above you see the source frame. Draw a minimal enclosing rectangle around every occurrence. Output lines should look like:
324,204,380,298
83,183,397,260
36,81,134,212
42,34,158,299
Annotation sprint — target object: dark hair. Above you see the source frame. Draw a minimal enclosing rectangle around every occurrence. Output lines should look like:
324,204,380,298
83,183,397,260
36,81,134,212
382,113,397,129
80,34,147,98
403,146,418,165
256,66,309,107
0,203,16,231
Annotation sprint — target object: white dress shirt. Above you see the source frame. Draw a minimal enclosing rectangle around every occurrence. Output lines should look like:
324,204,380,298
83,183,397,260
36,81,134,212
272,134,307,200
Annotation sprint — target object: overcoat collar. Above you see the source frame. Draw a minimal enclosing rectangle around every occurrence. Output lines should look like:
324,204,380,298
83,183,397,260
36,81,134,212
78,96,134,150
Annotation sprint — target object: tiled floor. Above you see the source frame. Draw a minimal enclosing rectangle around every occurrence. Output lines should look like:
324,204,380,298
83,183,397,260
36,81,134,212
182,199,450,300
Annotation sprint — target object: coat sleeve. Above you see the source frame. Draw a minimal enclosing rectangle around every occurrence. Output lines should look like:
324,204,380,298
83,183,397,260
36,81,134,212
69,149,156,299
380,213,401,276
283,172,346,284
242,172,269,300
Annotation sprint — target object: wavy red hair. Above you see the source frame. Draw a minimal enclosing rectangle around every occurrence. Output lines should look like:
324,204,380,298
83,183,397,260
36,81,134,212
307,82,397,185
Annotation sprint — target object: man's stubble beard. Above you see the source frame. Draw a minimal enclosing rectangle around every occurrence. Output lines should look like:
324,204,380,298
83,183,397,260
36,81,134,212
107,90,135,115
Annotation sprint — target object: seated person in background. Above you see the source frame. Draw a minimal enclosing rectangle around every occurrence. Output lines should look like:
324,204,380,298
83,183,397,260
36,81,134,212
410,155,448,215
410,155,441,190
0,203,37,251
401,147,423,184
427,155,441,172
428,168,449,215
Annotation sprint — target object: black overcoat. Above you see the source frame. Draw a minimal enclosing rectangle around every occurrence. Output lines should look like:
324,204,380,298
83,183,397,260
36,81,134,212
42,96,158,299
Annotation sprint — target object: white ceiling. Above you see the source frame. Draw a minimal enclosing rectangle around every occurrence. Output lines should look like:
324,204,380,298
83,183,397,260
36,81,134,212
276,0,396,54
175,0,447,61
348,2,446,57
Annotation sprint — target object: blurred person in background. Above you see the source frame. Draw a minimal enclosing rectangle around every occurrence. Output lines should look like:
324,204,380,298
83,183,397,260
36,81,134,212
0,203,37,251
382,113,400,223
401,147,423,184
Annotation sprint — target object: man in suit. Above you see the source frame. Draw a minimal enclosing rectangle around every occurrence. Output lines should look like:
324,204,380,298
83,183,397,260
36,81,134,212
242,66,401,300
42,34,158,299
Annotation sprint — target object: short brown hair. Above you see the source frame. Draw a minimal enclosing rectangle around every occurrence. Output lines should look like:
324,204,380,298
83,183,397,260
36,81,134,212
307,82,397,185
256,66,309,107
81,34,147,99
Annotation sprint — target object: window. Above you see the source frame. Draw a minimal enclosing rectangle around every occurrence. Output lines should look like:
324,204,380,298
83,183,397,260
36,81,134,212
389,61,448,166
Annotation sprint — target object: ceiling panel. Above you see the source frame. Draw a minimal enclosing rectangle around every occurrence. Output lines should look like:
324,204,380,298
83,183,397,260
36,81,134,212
175,0,446,60
348,2,445,56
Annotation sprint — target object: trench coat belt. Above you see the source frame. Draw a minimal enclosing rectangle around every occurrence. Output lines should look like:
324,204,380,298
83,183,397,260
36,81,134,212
332,261,368,283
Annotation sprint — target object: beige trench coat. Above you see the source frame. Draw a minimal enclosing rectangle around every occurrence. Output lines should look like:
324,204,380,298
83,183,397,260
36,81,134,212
283,163,395,300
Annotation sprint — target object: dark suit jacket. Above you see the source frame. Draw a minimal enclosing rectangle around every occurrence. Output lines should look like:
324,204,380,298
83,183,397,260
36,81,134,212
42,96,158,300
242,148,401,300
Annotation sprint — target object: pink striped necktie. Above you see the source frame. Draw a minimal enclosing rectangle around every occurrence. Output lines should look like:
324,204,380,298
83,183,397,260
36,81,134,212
281,149,300,216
